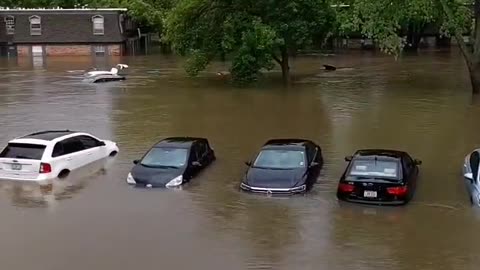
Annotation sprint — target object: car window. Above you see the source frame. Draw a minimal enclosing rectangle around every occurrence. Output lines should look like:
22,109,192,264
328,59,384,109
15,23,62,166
190,144,201,161
306,144,316,164
197,141,208,158
62,138,85,155
141,147,188,168
0,143,46,160
315,146,322,162
347,159,400,180
254,149,306,169
77,135,100,149
52,142,64,158
402,156,412,176
471,151,480,182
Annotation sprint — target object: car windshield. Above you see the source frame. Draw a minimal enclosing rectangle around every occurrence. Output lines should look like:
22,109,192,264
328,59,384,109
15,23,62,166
0,143,46,160
253,149,306,169
347,159,399,180
141,147,188,168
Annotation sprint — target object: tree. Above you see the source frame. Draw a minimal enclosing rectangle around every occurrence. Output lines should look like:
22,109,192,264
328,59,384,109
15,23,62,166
164,0,335,84
438,0,480,94
335,0,478,94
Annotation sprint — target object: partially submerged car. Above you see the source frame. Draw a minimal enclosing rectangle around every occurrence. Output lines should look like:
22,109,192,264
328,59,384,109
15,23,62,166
337,149,421,205
463,149,480,206
240,139,323,195
127,137,215,188
0,130,118,183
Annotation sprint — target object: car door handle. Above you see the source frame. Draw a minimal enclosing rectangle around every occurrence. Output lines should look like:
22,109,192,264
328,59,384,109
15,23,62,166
66,157,73,161
87,152,93,156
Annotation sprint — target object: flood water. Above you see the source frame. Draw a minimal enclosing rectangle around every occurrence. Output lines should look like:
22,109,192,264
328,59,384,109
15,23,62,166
0,50,480,270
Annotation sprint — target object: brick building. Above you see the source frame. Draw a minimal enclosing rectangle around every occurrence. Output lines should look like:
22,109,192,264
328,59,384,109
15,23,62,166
0,8,138,57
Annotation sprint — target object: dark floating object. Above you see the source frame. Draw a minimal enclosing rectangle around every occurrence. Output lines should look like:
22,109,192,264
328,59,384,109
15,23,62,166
91,75,126,83
323,64,337,71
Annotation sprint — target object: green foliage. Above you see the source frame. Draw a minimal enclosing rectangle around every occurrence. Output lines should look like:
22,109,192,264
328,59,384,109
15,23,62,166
165,0,335,83
334,0,471,55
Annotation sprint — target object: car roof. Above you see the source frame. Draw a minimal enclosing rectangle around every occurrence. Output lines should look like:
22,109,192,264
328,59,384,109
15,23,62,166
154,137,207,148
354,149,406,159
20,130,75,141
262,138,312,150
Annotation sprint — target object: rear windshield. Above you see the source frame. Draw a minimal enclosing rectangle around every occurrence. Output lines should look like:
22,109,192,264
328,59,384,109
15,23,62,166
347,159,399,180
0,143,46,160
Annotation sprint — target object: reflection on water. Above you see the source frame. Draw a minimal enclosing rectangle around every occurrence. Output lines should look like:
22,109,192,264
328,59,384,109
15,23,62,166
0,157,115,208
0,50,479,270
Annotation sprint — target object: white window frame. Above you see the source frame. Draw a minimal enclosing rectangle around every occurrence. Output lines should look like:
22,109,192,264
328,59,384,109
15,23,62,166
92,15,104,35
93,45,106,55
5,15,15,35
29,15,42,36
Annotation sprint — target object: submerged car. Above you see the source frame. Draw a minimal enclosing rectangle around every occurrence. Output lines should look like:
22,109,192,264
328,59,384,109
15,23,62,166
337,149,421,205
240,139,323,195
0,130,118,182
463,149,480,206
127,137,215,188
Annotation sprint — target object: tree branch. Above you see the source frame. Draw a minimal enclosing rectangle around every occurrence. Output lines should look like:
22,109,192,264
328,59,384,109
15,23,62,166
272,53,282,65
438,0,473,66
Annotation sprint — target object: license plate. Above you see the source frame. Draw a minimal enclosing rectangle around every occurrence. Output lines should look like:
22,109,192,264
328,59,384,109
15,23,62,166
11,164,22,170
363,190,377,198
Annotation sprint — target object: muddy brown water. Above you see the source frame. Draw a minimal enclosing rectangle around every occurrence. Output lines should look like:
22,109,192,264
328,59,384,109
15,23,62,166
0,50,480,270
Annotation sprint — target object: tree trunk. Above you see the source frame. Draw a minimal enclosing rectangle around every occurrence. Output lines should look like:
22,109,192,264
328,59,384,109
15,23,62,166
439,0,480,94
281,48,290,85
469,64,480,94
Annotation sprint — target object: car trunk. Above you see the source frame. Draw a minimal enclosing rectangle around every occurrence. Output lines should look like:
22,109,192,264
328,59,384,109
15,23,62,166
0,143,46,179
348,179,406,202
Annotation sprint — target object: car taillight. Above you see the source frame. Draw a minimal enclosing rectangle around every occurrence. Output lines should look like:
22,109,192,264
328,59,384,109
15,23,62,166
338,183,355,193
387,186,408,196
39,163,52,174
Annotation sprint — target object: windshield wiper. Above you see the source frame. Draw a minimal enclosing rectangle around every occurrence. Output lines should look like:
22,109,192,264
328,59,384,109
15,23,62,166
141,164,179,169
15,155,31,159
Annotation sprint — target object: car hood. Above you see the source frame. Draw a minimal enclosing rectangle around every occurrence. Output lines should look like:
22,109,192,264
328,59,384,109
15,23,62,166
131,165,184,187
245,167,306,188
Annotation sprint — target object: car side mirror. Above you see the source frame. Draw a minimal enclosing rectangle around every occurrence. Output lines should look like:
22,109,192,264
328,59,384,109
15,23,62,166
192,161,202,167
133,160,139,165
414,159,422,165
245,161,252,166
99,141,106,146
465,172,474,181
345,156,353,162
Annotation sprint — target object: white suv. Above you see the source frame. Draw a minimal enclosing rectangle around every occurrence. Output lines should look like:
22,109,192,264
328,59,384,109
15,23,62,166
0,130,119,182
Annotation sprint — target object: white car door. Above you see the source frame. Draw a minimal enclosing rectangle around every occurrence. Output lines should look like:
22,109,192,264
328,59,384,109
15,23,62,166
61,137,90,170
77,135,107,163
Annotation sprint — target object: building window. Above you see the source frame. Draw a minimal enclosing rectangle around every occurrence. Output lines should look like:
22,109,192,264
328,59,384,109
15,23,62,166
5,16,15,35
29,15,41,36
92,15,104,35
93,45,106,55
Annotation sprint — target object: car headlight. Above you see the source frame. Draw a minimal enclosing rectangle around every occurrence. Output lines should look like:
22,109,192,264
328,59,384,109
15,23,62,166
126,173,136,184
166,175,183,188
291,185,306,192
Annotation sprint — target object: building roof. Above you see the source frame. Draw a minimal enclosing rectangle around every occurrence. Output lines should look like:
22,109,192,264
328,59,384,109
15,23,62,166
0,10,127,44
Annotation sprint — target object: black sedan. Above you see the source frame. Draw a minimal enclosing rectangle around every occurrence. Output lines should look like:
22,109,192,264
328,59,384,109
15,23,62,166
240,139,323,195
336,149,421,205
127,137,215,188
